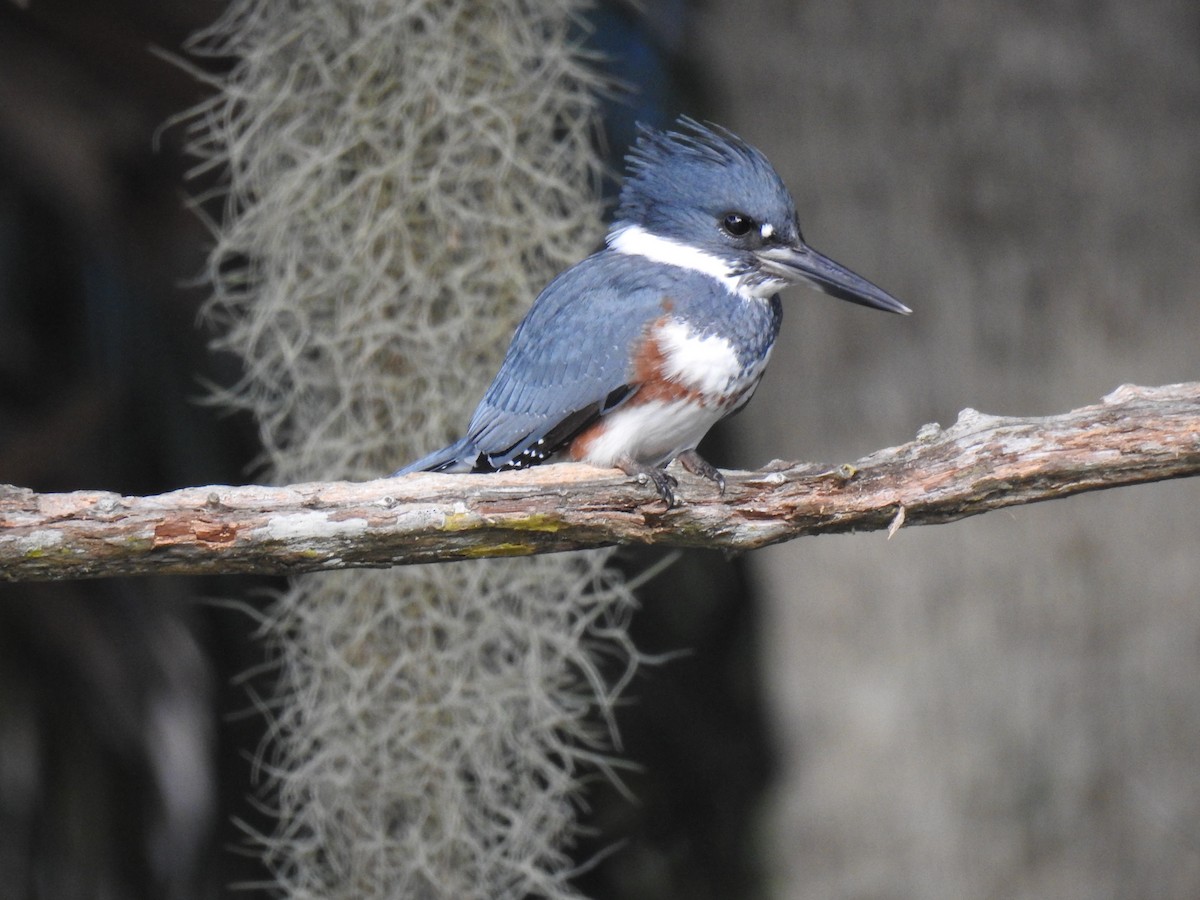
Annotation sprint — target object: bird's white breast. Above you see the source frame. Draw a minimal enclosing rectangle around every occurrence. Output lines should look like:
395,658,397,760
656,320,743,400
574,320,773,468
573,398,727,468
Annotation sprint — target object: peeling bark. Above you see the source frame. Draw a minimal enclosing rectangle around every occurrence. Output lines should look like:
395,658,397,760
3,382,1199,581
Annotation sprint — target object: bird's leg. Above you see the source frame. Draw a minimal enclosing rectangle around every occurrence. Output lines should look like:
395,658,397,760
676,449,726,495
616,457,678,508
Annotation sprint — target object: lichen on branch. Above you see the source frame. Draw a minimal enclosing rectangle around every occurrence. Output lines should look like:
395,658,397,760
4,382,1199,581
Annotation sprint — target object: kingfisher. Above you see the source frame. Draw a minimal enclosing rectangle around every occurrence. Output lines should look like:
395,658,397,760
396,117,910,506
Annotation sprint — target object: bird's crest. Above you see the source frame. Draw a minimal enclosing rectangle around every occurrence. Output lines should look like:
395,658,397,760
614,116,791,232
625,117,763,175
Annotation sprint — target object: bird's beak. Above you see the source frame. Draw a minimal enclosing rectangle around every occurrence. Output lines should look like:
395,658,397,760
755,242,912,315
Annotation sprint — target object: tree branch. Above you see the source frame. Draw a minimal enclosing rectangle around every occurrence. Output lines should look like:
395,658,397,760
3,382,1199,582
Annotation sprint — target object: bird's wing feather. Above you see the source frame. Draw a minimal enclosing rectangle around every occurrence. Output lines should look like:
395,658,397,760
464,253,677,467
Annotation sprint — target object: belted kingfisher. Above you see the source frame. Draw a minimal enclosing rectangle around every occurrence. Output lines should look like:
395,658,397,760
397,117,910,506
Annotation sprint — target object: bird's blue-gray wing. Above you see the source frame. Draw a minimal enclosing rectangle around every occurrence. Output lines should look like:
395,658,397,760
463,254,672,468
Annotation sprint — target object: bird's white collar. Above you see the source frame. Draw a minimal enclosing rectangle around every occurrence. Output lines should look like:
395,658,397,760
607,224,775,300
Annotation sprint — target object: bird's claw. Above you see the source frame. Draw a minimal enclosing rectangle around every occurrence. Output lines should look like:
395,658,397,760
677,449,726,495
619,458,678,508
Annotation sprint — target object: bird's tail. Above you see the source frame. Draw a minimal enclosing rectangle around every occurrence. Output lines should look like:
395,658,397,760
392,438,477,476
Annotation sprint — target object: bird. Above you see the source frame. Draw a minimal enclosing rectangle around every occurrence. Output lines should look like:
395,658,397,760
395,117,910,507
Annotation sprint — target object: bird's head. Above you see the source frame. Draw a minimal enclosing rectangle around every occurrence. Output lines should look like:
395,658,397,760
609,117,910,315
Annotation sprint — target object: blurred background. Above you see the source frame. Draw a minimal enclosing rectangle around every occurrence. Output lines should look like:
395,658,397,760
1,0,1198,898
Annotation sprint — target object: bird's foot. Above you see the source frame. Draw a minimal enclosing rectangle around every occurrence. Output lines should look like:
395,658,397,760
676,449,726,495
617,458,678,508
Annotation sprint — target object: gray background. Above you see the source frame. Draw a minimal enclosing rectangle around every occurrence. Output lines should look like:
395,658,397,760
696,2,1200,897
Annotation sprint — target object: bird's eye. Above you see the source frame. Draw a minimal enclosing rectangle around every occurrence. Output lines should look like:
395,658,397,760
721,212,754,237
